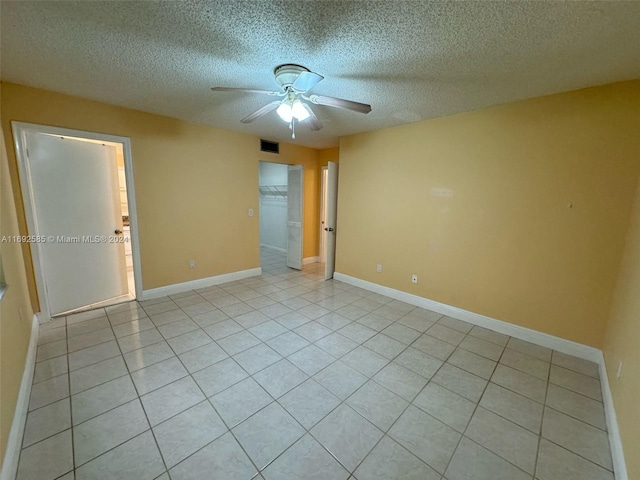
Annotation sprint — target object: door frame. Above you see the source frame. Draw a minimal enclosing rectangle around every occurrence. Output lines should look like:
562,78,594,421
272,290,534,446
11,121,143,321
320,166,328,264
324,161,338,280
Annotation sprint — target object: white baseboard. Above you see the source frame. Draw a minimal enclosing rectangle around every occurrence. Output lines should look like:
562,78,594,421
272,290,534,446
334,272,600,361
1,315,39,480
141,267,262,300
334,272,627,478
303,256,320,265
35,312,48,325
598,353,628,480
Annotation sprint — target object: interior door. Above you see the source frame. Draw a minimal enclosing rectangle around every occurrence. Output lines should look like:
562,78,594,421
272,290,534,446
324,161,339,280
27,132,127,315
286,164,304,270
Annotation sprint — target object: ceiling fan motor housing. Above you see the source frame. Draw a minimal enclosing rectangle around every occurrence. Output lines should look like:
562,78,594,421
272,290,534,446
211,63,371,132
274,64,310,88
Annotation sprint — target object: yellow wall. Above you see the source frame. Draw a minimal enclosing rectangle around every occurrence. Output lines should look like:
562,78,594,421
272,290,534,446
0,83,321,304
0,122,35,465
336,80,640,348
1,77,639,474
319,147,339,167
603,175,640,479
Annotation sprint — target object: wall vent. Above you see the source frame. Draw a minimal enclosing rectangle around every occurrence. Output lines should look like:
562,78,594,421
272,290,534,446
260,139,279,154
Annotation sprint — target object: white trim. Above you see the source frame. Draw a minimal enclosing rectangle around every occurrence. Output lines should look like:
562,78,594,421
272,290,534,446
334,272,601,362
303,256,320,265
334,272,628,478
0,315,39,480
11,122,143,320
141,267,262,300
319,166,328,264
286,164,304,270
259,244,286,254
598,353,628,480
35,312,48,325
120,136,143,302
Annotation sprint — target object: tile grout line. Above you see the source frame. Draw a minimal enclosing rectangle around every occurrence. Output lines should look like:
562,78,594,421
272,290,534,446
538,437,616,474
534,361,554,480
132,298,617,476
158,268,326,476
432,327,498,478
159,302,270,478
65,315,75,478
298,326,418,476
298,312,451,476
48,309,155,474
217,267,364,476
228,288,428,475
23,256,611,480
134,298,246,478
97,307,172,478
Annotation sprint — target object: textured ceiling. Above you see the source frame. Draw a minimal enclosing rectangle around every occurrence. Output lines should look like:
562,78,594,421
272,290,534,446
2,1,640,149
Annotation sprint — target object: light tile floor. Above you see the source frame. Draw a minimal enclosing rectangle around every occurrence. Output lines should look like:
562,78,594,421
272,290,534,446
18,248,614,480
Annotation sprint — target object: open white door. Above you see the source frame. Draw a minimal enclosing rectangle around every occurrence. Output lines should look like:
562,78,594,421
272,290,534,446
324,161,338,280
287,165,303,270
25,132,128,315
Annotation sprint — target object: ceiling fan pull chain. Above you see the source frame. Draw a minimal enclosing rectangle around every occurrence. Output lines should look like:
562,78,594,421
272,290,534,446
291,118,296,139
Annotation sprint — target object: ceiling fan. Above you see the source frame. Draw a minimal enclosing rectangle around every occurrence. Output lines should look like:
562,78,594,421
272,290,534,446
212,64,372,139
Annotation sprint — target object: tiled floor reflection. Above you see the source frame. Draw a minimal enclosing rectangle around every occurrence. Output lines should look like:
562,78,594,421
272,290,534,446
19,248,613,480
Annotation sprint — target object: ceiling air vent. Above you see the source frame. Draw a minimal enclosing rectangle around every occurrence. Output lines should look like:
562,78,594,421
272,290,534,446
260,139,279,154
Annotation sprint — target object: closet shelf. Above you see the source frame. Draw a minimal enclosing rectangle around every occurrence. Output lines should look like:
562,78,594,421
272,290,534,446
259,185,288,198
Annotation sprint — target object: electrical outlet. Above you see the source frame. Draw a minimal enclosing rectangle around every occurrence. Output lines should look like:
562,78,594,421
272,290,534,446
376,264,382,273
189,260,195,269
248,208,254,217
616,360,623,379
411,274,418,284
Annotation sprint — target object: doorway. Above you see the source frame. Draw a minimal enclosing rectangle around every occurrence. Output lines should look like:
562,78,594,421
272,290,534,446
258,161,304,272
12,122,142,321
320,166,328,264
323,161,339,280
258,161,288,273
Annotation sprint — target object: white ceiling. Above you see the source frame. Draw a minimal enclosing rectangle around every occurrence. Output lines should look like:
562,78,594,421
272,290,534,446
2,1,640,149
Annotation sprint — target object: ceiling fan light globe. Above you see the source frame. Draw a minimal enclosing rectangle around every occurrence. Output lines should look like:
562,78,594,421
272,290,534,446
276,103,293,123
292,100,310,121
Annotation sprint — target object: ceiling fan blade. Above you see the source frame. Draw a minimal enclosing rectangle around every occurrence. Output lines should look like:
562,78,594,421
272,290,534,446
307,94,372,114
303,104,323,131
241,101,281,123
212,87,282,96
292,71,324,93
